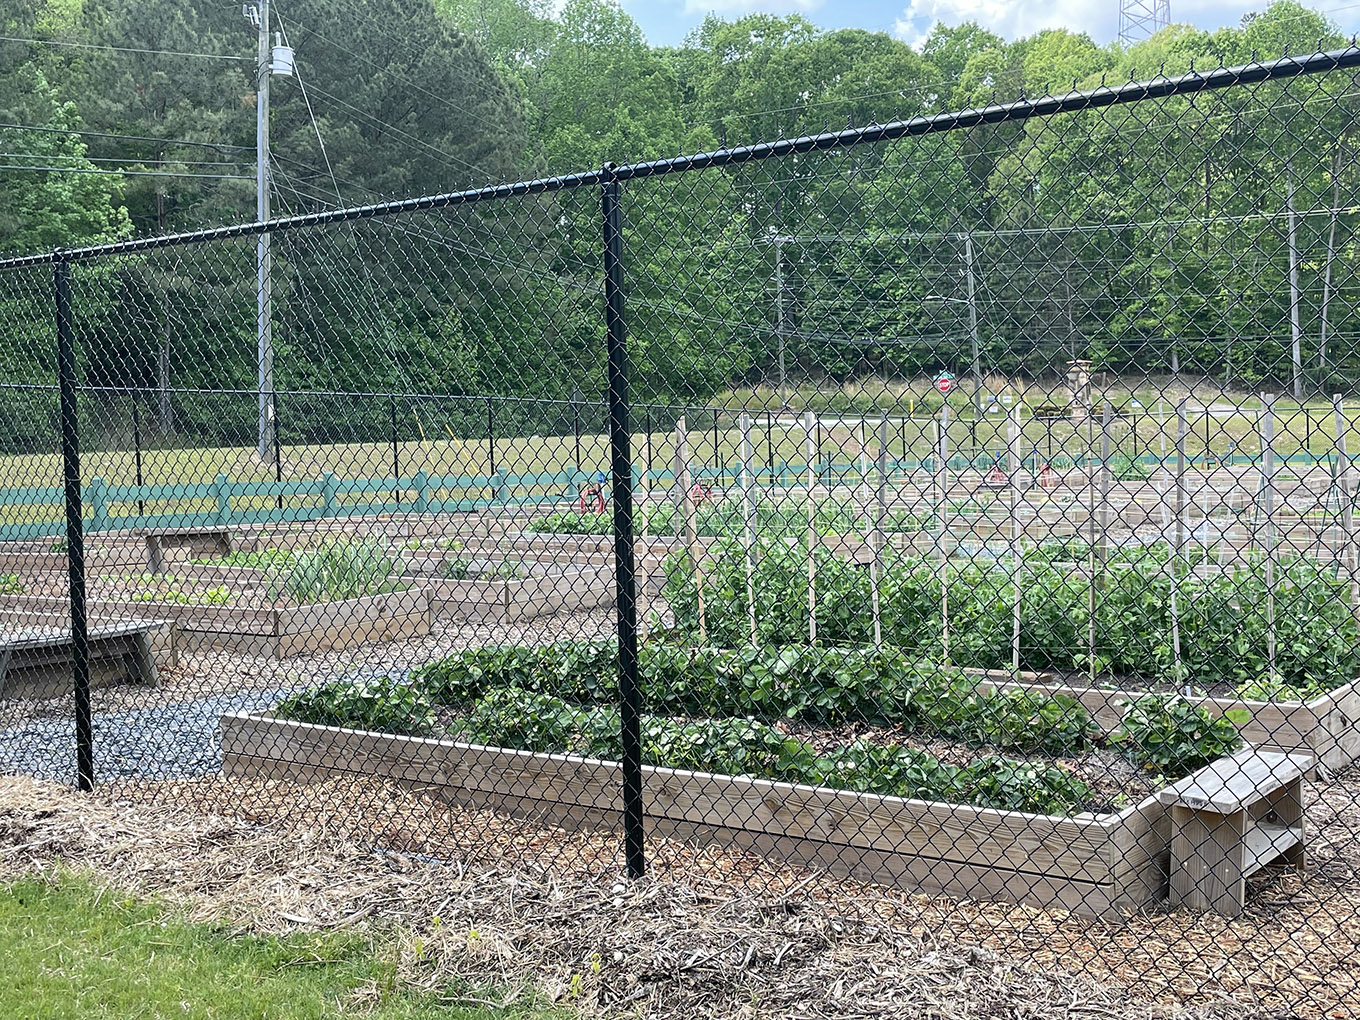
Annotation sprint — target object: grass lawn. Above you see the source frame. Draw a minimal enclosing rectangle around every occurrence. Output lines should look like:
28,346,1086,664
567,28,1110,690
0,874,550,1020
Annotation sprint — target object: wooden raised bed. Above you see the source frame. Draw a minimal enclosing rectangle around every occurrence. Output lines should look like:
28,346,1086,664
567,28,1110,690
0,589,430,659
972,671,1360,771
401,561,616,623
220,709,1171,919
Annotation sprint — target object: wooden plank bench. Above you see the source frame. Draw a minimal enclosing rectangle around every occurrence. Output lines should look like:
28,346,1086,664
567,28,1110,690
144,527,233,573
0,620,165,700
1157,748,1310,917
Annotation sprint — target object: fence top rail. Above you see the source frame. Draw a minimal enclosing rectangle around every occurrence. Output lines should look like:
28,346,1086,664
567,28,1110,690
0,44,1356,272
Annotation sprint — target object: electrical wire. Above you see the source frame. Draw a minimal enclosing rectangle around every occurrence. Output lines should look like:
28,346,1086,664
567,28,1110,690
0,163,250,179
0,34,246,60
0,122,250,152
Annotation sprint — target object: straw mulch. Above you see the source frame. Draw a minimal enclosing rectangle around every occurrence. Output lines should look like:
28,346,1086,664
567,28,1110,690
4,773,1356,1020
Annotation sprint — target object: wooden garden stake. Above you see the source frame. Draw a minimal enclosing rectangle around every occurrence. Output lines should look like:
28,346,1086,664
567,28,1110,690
937,401,951,666
675,415,705,643
1171,399,1188,682
1333,395,1359,622
804,410,818,643
872,414,888,648
1008,404,1023,672
1261,393,1279,686
739,412,758,646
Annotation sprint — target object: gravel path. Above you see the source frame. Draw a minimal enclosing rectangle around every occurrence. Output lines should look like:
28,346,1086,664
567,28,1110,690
0,687,296,784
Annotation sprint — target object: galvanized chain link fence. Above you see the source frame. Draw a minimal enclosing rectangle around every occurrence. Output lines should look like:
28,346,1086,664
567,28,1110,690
3,46,1360,1017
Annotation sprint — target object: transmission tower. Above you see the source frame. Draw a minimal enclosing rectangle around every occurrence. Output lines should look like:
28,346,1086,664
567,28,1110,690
1118,0,1170,45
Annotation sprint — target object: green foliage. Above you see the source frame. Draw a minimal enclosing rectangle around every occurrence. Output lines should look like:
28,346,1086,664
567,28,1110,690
527,497,920,540
277,674,436,736
439,687,1092,813
126,580,231,605
663,538,1360,695
974,689,1097,755
1115,695,1247,777
0,573,24,594
271,539,405,604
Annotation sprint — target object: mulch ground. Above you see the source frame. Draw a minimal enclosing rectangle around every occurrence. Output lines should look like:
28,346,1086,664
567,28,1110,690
2,771,1355,1020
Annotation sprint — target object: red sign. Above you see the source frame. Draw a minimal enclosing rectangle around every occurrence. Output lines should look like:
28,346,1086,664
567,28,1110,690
935,372,954,394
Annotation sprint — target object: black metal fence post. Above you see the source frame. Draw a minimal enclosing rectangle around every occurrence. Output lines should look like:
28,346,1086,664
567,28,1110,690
602,166,644,879
132,394,145,516
390,394,401,506
55,256,93,793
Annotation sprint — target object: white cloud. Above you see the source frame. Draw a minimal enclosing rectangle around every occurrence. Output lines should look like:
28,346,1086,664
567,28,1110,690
892,0,1109,49
682,0,825,15
891,0,1252,49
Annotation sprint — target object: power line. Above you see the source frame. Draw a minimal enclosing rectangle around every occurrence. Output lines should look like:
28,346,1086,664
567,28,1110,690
0,34,246,61
301,81,492,182
0,152,242,169
0,122,250,152
0,163,250,180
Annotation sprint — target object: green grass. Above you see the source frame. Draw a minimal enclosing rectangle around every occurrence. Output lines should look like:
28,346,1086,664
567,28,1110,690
3,386,1359,530
0,874,549,1020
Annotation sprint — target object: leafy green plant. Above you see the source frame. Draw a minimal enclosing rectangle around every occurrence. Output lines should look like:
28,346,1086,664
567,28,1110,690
0,572,24,594
277,674,435,736
1115,695,1247,776
270,538,405,603
975,689,1097,755
437,556,523,581
127,581,231,605
960,757,1096,815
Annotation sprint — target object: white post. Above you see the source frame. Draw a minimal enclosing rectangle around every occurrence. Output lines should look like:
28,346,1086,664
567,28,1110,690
1008,404,1023,672
804,410,818,643
1171,400,1188,682
872,414,888,648
675,416,704,643
938,401,951,666
637,418,650,642
1334,396,1359,622
1261,394,1279,685
739,412,758,646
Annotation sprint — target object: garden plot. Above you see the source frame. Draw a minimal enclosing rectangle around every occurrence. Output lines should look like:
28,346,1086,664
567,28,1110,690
220,641,1306,918
0,542,429,659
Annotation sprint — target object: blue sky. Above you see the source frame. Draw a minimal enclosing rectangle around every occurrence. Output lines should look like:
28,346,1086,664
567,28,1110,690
618,0,1360,49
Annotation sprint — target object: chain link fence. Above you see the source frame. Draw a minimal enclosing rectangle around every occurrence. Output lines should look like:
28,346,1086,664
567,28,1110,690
3,47,1360,1017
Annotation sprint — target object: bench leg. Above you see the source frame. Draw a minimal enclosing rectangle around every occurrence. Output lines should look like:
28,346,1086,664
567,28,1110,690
130,633,160,687
1169,805,1248,918
1267,776,1306,870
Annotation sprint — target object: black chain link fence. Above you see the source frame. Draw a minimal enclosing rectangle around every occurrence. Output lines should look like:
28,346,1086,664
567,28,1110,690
4,47,1360,1017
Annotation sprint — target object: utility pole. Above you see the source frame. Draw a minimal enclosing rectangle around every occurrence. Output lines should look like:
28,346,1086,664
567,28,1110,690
252,0,275,460
1287,165,1304,401
772,234,790,408
963,232,982,417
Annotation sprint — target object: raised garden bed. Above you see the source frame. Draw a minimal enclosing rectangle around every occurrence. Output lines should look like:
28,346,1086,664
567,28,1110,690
971,671,1360,771
218,641,1307,918
401,555,615,623
220,707,1170,918
0,588,429,659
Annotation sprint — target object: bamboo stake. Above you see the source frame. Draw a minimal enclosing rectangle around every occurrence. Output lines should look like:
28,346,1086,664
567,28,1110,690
1171,400,1187,682
675,415,704,643
938,401,951,666
804,410,818,644
739,412,758,646
1008,404,1023,672
873,413,888,648
1261,394,1278,686
1334,395,1359,623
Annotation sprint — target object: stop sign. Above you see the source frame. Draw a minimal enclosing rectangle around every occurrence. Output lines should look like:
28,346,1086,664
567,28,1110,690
935,372,954,395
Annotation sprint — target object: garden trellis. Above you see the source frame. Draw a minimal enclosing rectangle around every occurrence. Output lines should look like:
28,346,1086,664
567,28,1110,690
4,45,1360,1017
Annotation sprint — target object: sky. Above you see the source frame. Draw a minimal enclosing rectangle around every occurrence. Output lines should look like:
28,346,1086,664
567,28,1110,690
618,0,1360,49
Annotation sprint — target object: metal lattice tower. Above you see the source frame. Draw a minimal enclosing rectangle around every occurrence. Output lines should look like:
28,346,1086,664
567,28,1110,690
1118,0,1170,45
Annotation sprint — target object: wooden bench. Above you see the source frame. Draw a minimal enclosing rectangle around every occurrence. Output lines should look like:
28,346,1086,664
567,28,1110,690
0,620,164,700
1157,748,1310,917
144,527,233,574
